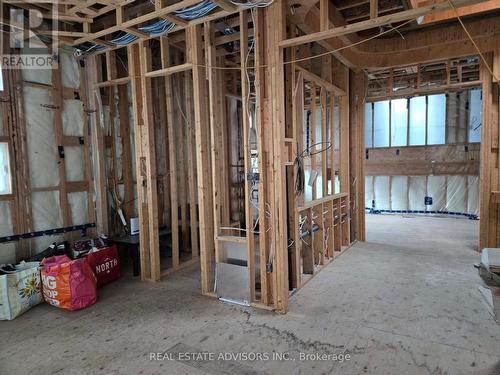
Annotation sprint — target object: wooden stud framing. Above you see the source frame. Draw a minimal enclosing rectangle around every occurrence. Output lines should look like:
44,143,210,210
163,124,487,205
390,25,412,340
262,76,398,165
239,10,256,301
127,42,160,281
188,25,215,294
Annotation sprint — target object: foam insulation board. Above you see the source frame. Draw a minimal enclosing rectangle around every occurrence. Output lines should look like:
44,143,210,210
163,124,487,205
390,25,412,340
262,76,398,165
68,192,88,226
374,176,390,210
32,191,62,231
365,176,374,208
62,99,84,136
64,146,85,182
468,176,479,216
391,176,408,210
426,175,446,211
60,51,80,89
408,176,426,211
24,86,60,188
446,175,467,213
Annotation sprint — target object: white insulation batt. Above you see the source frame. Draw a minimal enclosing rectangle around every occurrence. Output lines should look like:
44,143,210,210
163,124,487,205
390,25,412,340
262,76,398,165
374,176,390,210
24,86,60,188
69,192,88,226
60,50,80,89
408,176,426,211
0,201,15,264
32,191,62,231
365,176,374,208
391,176,408,211
367,175,479,217
4,50,88,261
21,48,52,85
62,99,84,136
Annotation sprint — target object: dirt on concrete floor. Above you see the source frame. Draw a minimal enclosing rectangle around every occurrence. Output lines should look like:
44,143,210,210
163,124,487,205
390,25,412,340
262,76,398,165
1,215,499,375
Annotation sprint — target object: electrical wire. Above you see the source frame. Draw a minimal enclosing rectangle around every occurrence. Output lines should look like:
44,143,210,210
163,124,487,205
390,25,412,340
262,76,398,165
230,0,274,9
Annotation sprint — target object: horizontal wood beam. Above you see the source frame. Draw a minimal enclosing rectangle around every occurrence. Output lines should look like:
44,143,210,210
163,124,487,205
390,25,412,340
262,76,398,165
366,80,481,100
72,0,201,45
295,65,346,96
144,62,192,78
212,0,237,12
279,0,486,48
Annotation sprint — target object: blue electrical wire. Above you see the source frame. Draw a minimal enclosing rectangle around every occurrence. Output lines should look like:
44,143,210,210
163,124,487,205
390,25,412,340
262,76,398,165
173,0,217,20
84,0,270,52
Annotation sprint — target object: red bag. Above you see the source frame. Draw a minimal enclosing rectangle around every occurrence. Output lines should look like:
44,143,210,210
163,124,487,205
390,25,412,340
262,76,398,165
86,245,121,287
41,255,97,311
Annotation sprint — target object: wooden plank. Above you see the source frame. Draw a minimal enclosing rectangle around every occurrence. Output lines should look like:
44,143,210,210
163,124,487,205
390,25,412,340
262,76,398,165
144,63,193,78
239,11,256,302
311,82,317,201
86,56,108,234
185,67,199,260
188,25,215,294
320,88,328,197
254,7,271,305
479,53,495,250
160,38,180,269
370,0,378,19
212,0,237,12
339,90,350,244
267,0,288,313
279,0,485,48
295,65,345,96
320,0,329,31
205,20,222,265
118,84,135,221
52,63,71,229
127,42,160,281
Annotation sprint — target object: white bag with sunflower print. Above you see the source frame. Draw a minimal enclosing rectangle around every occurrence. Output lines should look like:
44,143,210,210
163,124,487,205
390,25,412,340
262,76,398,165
0,262,43,320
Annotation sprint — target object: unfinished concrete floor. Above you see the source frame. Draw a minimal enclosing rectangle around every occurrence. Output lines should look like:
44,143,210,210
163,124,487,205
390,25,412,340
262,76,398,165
2,214,499,375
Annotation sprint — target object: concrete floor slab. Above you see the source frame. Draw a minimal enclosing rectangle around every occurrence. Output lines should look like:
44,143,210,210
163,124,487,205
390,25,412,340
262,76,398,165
1,214,499,374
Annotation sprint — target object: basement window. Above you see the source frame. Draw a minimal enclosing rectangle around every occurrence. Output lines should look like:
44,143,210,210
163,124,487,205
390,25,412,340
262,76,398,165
365,103,373,148
391,98,408,147
0,142,12,195
373,100,390,147
409,96,426,146
427,94,446,145
468,89,481,143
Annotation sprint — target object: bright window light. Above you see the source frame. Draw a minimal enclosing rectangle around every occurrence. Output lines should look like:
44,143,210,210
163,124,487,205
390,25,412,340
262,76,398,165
365,103,373,148
409,96,426,145
391,98,408,147
373,100,390,147
469,89,481,143
427,94,446,145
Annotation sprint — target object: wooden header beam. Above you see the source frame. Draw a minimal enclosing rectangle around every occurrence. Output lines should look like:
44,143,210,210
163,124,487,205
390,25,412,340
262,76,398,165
279,0,487,48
